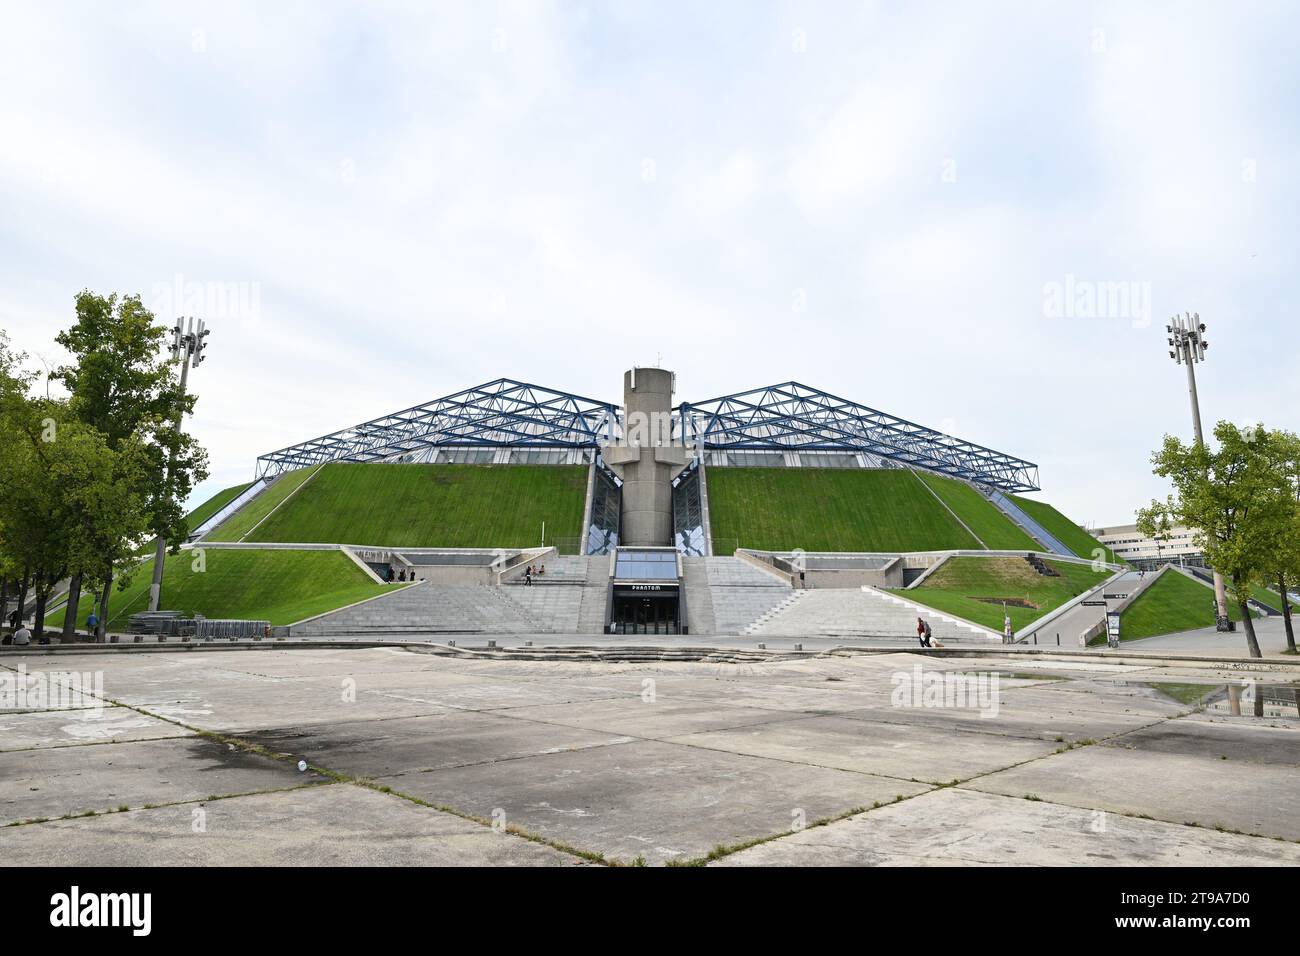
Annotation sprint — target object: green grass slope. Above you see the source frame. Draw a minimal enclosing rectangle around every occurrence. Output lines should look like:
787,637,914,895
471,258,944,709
185,481,253,532
244,462,589,551
1009,495,1119,563
1118,570,1245,642
205,465,321,542
1248,583,1299,613
50,549,396,629
707,467,981,552
914,473,1040,551
895,555,1111,632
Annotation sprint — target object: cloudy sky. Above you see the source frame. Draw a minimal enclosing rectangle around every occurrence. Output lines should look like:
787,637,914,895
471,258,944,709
2,0,1296,528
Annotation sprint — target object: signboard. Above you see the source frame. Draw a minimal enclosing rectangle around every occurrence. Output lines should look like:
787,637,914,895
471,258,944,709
1106,611,1121,649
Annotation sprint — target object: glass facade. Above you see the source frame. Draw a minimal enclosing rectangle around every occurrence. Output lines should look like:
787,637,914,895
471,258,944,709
671,459,706,556
614,549,678,580
434,447,497,464
798,452,857,468
510,448,580,464
725,451,786,467
585,459,622,555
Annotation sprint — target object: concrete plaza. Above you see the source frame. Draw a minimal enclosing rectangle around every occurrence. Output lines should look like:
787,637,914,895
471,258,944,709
1,644,1297,866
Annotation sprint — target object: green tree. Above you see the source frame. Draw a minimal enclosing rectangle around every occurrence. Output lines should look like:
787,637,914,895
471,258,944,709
1140,422,1295,658
0,332,42,633
52,291,208,635
1261,430,1300,653
0,391,74,639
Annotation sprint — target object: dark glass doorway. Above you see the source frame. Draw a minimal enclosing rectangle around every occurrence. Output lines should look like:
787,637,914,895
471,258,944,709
611,589,681,634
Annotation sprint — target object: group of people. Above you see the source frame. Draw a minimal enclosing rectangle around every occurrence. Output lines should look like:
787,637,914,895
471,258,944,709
2,607,101,645
521,564,546,586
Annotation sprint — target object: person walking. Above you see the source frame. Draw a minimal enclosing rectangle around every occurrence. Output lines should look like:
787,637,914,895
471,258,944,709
524,565,533,587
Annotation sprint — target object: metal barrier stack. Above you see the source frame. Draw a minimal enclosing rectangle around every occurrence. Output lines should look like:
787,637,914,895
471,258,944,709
195,619,270,640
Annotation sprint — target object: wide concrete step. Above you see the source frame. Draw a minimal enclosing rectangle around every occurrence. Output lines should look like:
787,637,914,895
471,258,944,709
748,587,999,643
295,582,543,636
684,556,793,634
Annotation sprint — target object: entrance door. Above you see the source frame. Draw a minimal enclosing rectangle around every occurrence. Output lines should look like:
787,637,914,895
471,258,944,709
612,590,680,634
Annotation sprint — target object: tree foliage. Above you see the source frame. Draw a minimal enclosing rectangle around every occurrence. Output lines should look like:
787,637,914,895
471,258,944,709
0,292,209,640
1138,421,1298,658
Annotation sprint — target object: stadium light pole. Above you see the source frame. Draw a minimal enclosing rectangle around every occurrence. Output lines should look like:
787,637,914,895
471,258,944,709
1166,311,1231,630
147,317,210,613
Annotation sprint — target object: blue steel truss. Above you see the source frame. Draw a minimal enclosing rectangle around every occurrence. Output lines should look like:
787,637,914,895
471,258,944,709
678,382,1039,492
255,379,617,477
257,377,1039,491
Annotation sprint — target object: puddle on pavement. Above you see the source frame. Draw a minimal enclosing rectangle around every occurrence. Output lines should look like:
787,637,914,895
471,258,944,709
1144,681,1300,717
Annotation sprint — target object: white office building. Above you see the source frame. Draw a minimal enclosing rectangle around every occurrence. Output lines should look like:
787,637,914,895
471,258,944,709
1091,522,1204,569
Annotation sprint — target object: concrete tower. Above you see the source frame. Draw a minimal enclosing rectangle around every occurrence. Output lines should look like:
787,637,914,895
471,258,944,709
601,367,690,546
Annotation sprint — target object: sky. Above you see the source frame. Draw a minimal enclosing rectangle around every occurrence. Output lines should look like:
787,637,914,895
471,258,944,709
2,0,1297,529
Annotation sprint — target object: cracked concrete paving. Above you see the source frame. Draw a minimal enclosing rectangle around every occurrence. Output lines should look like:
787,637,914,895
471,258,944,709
1,646,1296,866
711,788,1300,866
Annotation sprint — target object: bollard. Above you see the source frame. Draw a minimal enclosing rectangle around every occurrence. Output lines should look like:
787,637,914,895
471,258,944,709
1056,633,1060,646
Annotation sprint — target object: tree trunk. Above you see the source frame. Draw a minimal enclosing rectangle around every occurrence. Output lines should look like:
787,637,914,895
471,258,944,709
1281,572,1296,654
14,565,30,627
95,566,113,642
1234,573,1262,658
61,573,83,642
0,577,8,630
32,571,49,642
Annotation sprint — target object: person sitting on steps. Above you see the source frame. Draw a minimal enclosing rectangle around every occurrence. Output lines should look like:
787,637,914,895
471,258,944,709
916,616,933,648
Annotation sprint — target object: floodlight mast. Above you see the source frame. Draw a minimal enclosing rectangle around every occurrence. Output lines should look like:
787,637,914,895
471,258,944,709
147,317,209,613
1165,311,1229,629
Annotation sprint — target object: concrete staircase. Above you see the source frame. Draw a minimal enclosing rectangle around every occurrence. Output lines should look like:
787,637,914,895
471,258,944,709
294,582,542,636
577,556,612,633
747,586,1000,644
682,558,716,635
686,556,794,635
982,487,1075,557
500,555,606,633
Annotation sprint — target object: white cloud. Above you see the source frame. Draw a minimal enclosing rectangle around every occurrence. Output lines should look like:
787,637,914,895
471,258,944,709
1,0,1297,526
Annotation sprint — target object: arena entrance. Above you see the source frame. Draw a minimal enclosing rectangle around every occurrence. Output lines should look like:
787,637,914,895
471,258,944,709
610,585,681,634
606,548,686,635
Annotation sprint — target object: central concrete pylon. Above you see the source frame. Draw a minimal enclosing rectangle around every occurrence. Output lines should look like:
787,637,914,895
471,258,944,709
601,367,690,546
